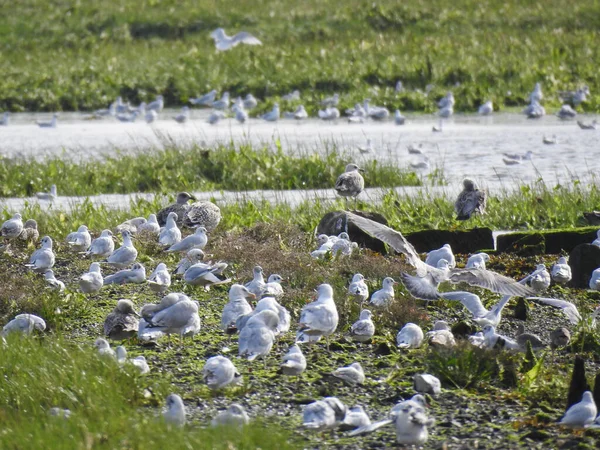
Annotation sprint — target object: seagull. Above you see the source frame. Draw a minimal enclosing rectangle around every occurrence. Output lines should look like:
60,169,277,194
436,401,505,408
238,310,279,364
174,249,206,275
79,262,104,293
296,284,339,348
344,212,534,299
104,299,140,340
335,163,365,203
348,273,369,303
2,314,46,336
44,269,65,292
166,226,207,253
237,296,290,335
397,323,424,348
367,105,390,121
202,355,242,390
557,104,577,120
116,111,139,122
145,110,158,124
466,252,490,269
529,83,543,102
369,277,397,307
0,112,9,126
321,94,339,107
115,217,147,235
211,404,250,427
592,230,600,247
146,95,164,113
1,213,24,240
303,397,347,431
244,266,266,297
438,92,455,109
243,94,258,110
394,397,435,446
523,100,545,118
282,90,300,101
262,103,280,122
144,297,201,339
173,106,190,124
94,338,116,358
590,269,600,290
66,225,91,252
138,214,160,235
527,264,551,292
349,310,375,343
107,231,138,268
478,100,493,115
502,150,533,162
233,105,248,123
285,105,308,120
36,184,57,201
85,230,114,258
526,297,586,324
147,263,171,293
414,373,442,396
190,90,217,106
346,103,366,119
164,394,186,427
441,291,512,327
482,325,520,350
19,219,39,244
27,236,55,273
280,344,306,378
341,406,371,431
104,263,146,285
394,110,406,125
357,138,374,154
455,178,487,220
551,257,572,284
425,244,456,268
332,362,365,385
330,232,357,256
212,92,230,110
318,107,340,121
115,347,150,374
577,120,597,130
36,113,58,128
208,110,226,124
159,212,182,248
560,391,597,428
183,200,221,231
183,262,230,290
221,284,255,333
210,28,262,51
261,274,285,299
425,321,456,347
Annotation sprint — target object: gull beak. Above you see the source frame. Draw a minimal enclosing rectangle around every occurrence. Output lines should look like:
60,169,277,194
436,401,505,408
358,168,365,173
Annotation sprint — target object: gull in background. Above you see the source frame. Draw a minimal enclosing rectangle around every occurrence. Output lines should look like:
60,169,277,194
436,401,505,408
210,28,262,51
397,323,424,348
104,299,140,340
455,178,487,220
332,362,365,385
36,184,57,202
557,104,577,120
348,273,369,303
282,90,300,101
296,284,339,347
303,397,347,431
284,105,308,120
36,113,58,128
27,236,55,273
212,92,230,110
466,252,490,269
321,93,339,107
370,277,397,307
318,106,340,121
529,82,543,103
0,112,9,126
243,94,258,110
478,100,493,115
104,262,146,285
159,212,182,248
280,344,306,378
107,230,137,268
164,394,186,427
212,404,250,428
262,103,280,122
590,268,600,290
394,110,406,125
202,355,242,390
2,314,46,336
335,163,364,204
425,244,456,268
146,95,164,113
190,90,217,106
147,262,171,293
44,269,65,292
238,310,279,365
173,106,190,124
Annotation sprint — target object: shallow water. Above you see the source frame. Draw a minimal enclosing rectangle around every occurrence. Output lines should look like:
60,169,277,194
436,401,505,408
0,112,599,206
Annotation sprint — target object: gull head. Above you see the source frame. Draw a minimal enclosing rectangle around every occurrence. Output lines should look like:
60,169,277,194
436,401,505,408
44,269,56,280
557,256,568,264
383,277,397,288
535,264,547,271
41,236,53,248
94,338,111,351
24,219,38,229
433,320,451,331
132,263,145,271
195,226,207,235
120,230,133,241
462,178,478,191
187,248,205,262
227,403,247,416
210,28,226,40
116,299,139,315
344,163,362,173
176,192,196,204
13,213,22,220
338,232,350,240
253,266,263,276
230,284,256,300
436,259,450,270
352,273,365,282
77,225,88,233
167,212,178,223
89,262,102,273
482,325,495,335
317,283,334,298
359,309,373,320
267,274,283,284
100,229,113,238
155,262,167,271
166,393,184,410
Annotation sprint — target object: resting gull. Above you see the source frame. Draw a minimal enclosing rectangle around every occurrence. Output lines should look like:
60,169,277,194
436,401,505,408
104,299,139,340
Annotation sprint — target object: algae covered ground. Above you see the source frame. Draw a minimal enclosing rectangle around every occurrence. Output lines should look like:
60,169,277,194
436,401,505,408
2,208,600,448
1,0,600,112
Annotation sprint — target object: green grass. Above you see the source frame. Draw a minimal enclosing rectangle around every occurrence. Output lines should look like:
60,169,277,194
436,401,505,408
0,142,420,197
1,0,600,112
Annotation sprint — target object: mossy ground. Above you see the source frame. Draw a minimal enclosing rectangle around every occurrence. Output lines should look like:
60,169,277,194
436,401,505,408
2,218,600,448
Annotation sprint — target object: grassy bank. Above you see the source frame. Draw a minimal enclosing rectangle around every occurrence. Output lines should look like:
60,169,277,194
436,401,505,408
1,0,599,112
0,143,421,197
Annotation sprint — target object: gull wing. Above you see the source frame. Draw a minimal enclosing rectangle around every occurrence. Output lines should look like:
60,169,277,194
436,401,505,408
233,32,262,45
527,297,581,324
448,268,535,297
347,418,393,436
441,291,488,318
400,272,440,301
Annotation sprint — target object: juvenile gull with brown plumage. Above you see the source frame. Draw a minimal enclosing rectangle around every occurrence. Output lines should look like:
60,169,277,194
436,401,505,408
183,201,221,231
335,163,365,203
104,299,140,340
157,192,196,226
455,178,486,220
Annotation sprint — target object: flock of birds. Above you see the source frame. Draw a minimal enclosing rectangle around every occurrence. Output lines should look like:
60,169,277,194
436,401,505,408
3,175,600,442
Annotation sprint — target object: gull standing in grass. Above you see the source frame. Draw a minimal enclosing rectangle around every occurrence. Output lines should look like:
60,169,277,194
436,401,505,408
104,262,146,285
394,398,435,445
262,103,280,122
115,347,150,374
147,263,171,293
66,225,91,252
211,92,230,110
455,178,486,220
159,212,182,248
175,249,205,275
157,192,196,226
202,355,242,390
397,323,424,348
303,397,347,431
36,113,58,128
348,273,369,303
296,284,339,347
44,269,65,292
210,28,262,51
262,274,285,299
183,261,230,290
107,231,137,268
94,338,116,358
173,106,190,124
341,406,371,431
335,163,365,205
2,314,46,336
559,391,597,428
349,310,375,343
332,362,365,385
212,404,250,427
183,200,221,231
19,219,39,244
27,236,55,273
166,226,207,253
1,213,23,240
238,310,279,365
370,277,397,307
138,214,160,235
242,94,258,110
104,299,140,340
321,94,339,107
145,297,201,340
190,90,217,106
318,107,340,121
526,264,551,292
221,284,255,333
146,95,164,113
79,262,104,293
394,110,406,125
466,252,490,269
245,266,266,297
164,394,186,427
282,90,300,101
36,184,57,202
425,244,456,268
86,230,114,258
280,344,307,378
478,100,494,115
551,257,572,284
